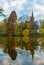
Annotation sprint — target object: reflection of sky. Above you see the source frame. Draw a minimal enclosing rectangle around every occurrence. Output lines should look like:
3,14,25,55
0,50,44,65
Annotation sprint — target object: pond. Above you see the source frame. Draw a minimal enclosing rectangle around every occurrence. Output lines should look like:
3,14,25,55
0,36,44,65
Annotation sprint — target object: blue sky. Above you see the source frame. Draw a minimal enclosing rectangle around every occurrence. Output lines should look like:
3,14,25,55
0,0,44,21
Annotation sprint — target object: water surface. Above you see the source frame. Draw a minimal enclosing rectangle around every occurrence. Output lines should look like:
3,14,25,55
0,36,44,65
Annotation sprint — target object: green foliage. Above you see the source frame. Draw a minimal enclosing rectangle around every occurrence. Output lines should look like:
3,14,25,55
0,18,38,35
0,23,7,34
40,20,44,34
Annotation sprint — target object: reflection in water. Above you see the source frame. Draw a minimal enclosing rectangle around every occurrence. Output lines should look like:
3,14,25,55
4,11,18,60
4,35,17,60
4,45,17,60
3,36,38,60
39,37,44,52
21,36,38,60
0,36,44,65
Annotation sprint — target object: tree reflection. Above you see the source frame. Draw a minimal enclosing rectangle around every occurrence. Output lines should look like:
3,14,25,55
4,36,17,60
15,36,39,60
3,36,38,60
39,37,44,52
22,36,38,60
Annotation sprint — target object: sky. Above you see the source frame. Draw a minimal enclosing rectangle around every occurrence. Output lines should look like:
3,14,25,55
0,0,44,21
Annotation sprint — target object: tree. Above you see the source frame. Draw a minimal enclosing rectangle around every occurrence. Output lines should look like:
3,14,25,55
25,22,31,29
22,29,30,36
8,11,17,24
39,20,44,34
7,11,17,35
0,9,6,17
0,22,7,34
40,20,44,29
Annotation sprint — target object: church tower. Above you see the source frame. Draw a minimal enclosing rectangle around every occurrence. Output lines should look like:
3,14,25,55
30,10,34,22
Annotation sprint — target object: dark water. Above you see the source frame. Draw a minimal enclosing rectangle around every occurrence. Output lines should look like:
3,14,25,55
0,36,44,65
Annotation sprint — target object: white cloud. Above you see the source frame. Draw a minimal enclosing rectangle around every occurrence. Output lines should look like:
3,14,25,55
32,3,44,20
10,0,27,11
0,0,27,18
1,0,27,11
2,2,9,10
25,0,44,20
0,0,44,21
